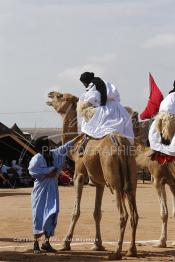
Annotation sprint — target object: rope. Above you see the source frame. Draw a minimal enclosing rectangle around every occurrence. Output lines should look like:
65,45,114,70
0,111,54,115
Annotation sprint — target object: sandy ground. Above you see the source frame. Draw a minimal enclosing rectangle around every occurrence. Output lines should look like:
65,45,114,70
0,181,175,261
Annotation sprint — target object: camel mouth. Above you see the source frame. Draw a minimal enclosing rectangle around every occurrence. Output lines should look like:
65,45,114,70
46,93,54,105
46,101,52,106
48,93,54,98
46,99,53,106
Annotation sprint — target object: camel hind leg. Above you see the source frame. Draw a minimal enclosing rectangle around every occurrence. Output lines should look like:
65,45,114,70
92,185,106,251
168,184,175,246
109,190,128,260
153,179,168,248
125,156,138,257
125,191,138,257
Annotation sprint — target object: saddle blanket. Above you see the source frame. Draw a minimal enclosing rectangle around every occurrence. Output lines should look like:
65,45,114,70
151,151,175,165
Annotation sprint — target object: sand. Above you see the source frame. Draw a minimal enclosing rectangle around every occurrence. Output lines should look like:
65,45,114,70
0,181,175,261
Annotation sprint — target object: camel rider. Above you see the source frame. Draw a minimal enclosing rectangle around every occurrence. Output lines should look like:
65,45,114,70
77,72,134,154
149,81,175,158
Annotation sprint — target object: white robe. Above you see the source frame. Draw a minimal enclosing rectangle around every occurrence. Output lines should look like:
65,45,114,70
159,92,175,114
149,120,175,156
79,82,134,142
29,141,72,236
149,93,175,156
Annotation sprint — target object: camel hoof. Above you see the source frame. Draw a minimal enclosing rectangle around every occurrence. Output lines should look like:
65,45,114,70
58,243,71,251
108,252,122,260
91,245,106,251
126,247,137,257
153,241,166,248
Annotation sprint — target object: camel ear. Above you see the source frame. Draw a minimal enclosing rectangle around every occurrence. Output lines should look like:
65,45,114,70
72,96,79,103
63,94,72,101
132,111,138,118
68,96,78,109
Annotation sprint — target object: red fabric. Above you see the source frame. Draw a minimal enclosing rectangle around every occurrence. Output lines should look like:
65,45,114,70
62,168,74,179
151,152,175,165
58,167,74,186
58,173,71,186
140,73,164,120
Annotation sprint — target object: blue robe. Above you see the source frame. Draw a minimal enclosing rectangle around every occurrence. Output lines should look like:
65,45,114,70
28,141,72,236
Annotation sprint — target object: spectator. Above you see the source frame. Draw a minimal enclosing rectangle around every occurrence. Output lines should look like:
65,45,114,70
0,159,17,188
11,160,23,177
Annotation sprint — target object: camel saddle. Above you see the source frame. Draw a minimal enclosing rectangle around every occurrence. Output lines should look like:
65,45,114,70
78,134,91,157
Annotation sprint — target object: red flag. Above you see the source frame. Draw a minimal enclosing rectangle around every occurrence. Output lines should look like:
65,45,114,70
140,73,164,120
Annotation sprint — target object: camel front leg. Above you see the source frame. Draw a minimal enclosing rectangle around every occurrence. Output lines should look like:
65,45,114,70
92,185,105,251
60,174,84,251
154,179,168,248
109,190,128,260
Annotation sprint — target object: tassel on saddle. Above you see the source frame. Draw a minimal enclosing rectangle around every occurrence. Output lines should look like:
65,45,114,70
78,134,91,157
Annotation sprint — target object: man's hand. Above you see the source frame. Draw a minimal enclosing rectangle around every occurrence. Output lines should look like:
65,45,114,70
45,170,57,178
145,149,155,157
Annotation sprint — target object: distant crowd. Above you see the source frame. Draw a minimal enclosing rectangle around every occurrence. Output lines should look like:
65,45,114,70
0,159,33,188
0,156,75,189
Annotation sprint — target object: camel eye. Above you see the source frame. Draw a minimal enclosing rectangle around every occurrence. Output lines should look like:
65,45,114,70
56,94,63,99
65,98,70,102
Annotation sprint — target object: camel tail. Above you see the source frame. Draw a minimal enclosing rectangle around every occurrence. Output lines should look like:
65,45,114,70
168,162,175,181
110,134,134,193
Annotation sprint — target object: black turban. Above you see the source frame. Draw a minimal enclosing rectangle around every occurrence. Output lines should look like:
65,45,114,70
34,136,54,167
91,77,107,106
35,136,50,153
80,72,95,85
80,72,107,106
169,80,175,94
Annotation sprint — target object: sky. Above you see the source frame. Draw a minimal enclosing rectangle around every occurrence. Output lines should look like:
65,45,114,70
0,0,175,128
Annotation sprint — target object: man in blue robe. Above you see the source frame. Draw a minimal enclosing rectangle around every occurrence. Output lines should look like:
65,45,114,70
28,136,74,253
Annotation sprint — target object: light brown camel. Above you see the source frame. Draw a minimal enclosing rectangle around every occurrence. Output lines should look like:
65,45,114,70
48,91,175,249
130,112,175,248
135,141,175,248
47,91,139,260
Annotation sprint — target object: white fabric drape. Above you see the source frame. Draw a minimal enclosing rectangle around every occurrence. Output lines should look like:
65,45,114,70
79,82,134,142
149,93,175,156
159,92,175,114
149,120,175,156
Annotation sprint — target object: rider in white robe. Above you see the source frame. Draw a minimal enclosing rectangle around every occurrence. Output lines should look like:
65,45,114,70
149,92,175,156
78,72,134,142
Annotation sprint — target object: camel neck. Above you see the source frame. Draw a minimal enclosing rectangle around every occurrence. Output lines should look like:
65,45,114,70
61,103,78,143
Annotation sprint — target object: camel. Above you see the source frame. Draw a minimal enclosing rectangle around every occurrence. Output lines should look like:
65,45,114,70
131,111,175,248
135,136,175,248
47,91,139,260
47,90,175,250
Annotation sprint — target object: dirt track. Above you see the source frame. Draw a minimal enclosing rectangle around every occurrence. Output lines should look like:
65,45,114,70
0,181,175,261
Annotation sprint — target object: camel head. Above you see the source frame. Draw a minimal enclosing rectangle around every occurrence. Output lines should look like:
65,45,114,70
47,91,78,114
